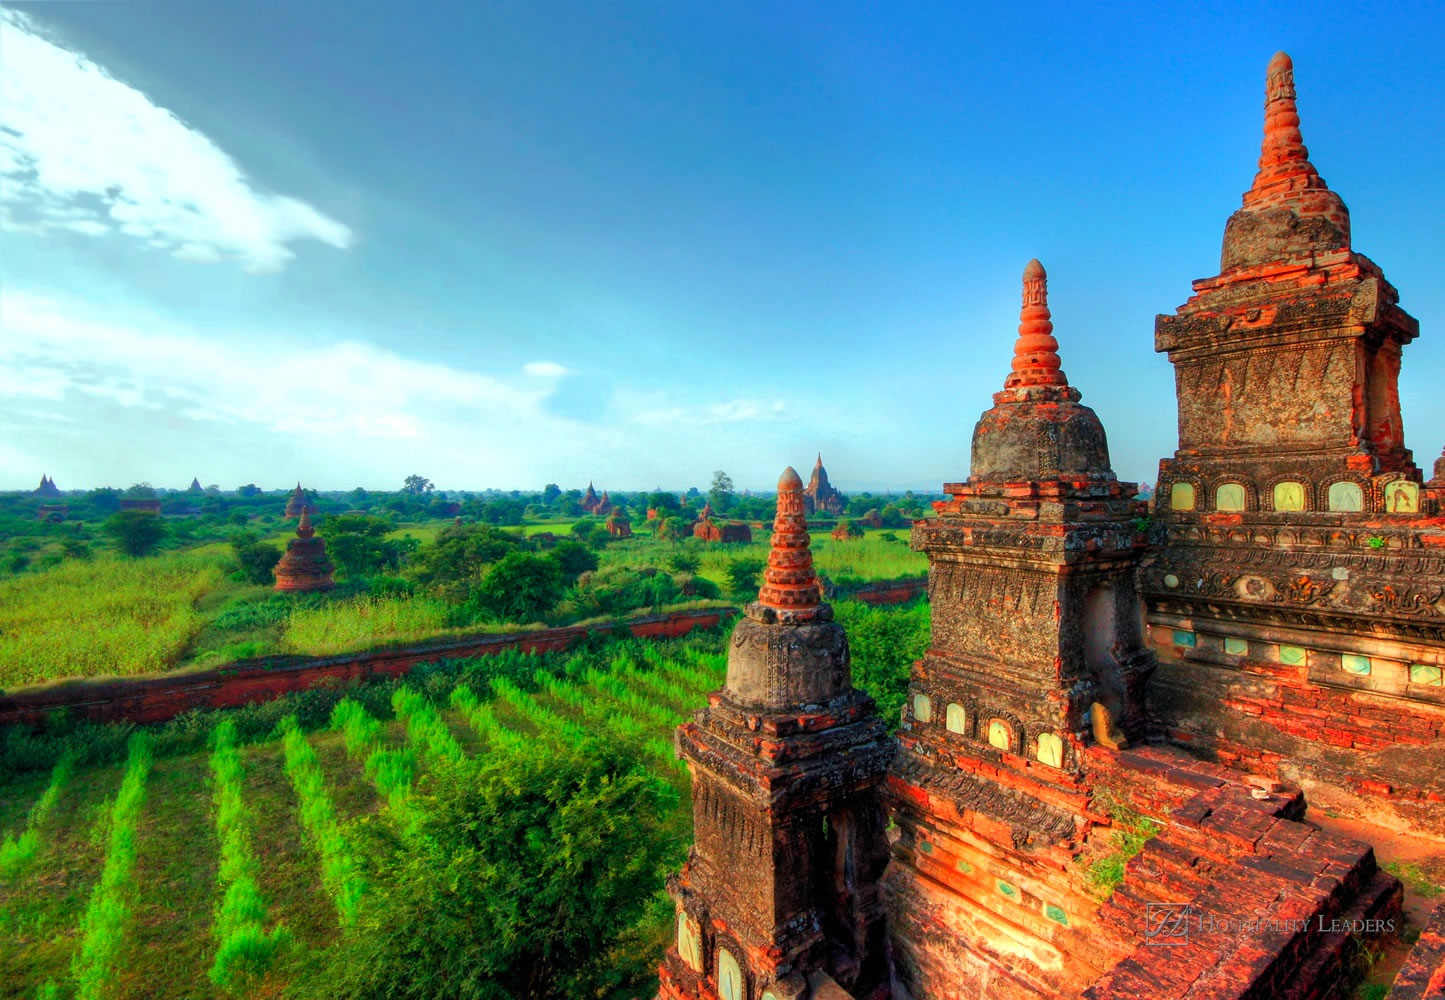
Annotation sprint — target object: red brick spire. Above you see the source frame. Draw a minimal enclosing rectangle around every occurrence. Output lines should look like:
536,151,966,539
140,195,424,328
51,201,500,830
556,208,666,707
1003,259,1069,389
756,466,820,617
1239,52,1350,239
297,505,315,537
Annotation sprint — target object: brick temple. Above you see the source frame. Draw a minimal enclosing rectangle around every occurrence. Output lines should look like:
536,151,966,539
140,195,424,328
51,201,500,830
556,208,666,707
804,455,846,516
273,506,335,592
660,53,1443,1000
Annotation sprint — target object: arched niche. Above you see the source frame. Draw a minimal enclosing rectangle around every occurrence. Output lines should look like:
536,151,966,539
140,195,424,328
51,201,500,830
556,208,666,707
1328,481,1364,512
987,718,1013,751
946,702,967,734
913,693,932,723
1272,481,1306,512
1215,483,1246,512
676,911,702,973
1385,481,1419,513
717,948,744,1000
1036,732,1064,767
1169,482,1196,511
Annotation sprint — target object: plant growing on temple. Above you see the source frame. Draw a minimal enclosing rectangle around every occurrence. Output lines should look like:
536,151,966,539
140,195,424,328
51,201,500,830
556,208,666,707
208,719,289,987
71,733,153,1000
317,733,678,1000
103,509,168,556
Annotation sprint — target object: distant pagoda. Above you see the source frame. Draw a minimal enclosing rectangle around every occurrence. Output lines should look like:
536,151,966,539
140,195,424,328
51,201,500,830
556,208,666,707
273,507,335,592
188,477,203,493
284,482,307,519
34,474,60,497
803,454,845,515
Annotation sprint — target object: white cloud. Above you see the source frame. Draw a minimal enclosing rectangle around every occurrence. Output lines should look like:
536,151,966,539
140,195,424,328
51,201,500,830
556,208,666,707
0,291,542,442
0,9,353,271
628,397,788,427
522,361,573,377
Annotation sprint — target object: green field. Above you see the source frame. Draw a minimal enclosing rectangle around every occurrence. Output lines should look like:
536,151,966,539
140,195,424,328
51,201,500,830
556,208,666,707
0,603,926,999
0,513,922,692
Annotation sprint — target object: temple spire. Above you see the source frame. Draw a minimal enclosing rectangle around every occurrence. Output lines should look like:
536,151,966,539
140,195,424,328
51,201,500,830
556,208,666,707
1003,259,1069,389
755,467,821,618
1223,51,1350,262
297,505,315,537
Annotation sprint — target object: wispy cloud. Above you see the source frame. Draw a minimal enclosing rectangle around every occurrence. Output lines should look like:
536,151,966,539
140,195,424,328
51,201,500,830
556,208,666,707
628,397,787,427
522,361,572,377
0,9,352,272
0,291,542,440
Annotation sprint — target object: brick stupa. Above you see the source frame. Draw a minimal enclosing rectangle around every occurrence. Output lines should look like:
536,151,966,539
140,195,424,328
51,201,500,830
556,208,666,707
34,475,60,497
659,466,892,1000
273,507,335,592
284,483,307,519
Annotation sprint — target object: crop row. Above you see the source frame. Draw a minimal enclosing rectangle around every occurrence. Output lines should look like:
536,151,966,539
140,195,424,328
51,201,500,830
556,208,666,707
208,718,289,988
280,717,366,928
69,733,153,1000
0,749,76,879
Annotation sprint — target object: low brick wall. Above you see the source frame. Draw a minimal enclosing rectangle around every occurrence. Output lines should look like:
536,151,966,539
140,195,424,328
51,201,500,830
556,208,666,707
0,608,733,729
839,577,927,605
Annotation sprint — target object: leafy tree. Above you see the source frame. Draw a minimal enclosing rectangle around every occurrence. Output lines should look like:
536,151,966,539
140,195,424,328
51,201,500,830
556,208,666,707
666,549,701,574
477,551,564,622
548,539,598,583
402,475,434,495
61,538,93,561
541,483,561,505
231,534,282,585
348,487,370,505
124,482,157,499
836,519,864,539
725,557,766,598
323,515,415,579
654,516,689,543
104,510,167,557
236,484,262,498
708,470,735,514
409,524,525,599
645,491,680,514
319,736,677,1000
84,488,121,514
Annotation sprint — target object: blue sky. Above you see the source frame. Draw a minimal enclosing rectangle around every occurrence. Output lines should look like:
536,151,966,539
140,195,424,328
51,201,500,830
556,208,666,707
3,1,1442,492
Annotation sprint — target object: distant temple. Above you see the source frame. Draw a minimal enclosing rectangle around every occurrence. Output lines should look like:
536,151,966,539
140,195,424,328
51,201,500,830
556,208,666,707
273,507,335,592
33,475,60,497
119,499,162,514
284,483,307,519
188,478,203,493
802,455,845,515
581,482,602,514
606,508,633,538
693,501,752,543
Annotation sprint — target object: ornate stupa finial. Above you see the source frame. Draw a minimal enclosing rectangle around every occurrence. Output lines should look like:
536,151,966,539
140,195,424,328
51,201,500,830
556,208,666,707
1223,53,1350,269
1003,259,1069,389
755,467,821,619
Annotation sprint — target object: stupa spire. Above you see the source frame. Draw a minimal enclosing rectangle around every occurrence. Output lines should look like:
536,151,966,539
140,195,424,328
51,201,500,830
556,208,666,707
1223,51,1350,264
297,505,315,537
755,466,820,618
1003,259,1069,389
